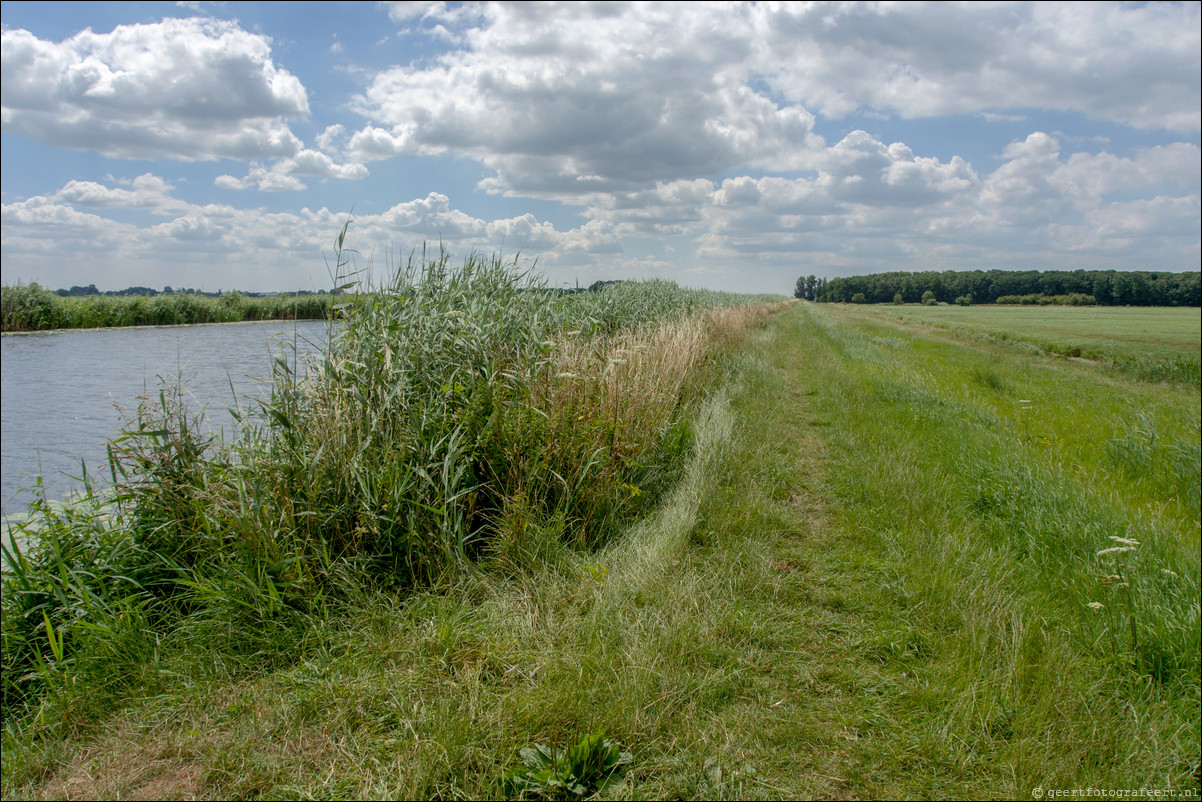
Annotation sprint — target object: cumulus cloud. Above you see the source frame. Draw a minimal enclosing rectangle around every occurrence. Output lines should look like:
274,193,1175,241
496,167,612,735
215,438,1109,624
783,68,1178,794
350,2,823,198
577,131,981,253
686,128,1200,272
2,1,1199,292
753,1,1200,131
52,173,184,211
1,176,625,290
1087,195,1201,241
344,1,1199,203
1,17,309,161
216,149,369,191
975,134,1202,231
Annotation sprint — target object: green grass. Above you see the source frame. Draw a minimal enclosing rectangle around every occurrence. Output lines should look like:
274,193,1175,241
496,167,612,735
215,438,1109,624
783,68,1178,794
869,304,1201,384
794,303,1199,792
1,236,785,795
2,298,1197,800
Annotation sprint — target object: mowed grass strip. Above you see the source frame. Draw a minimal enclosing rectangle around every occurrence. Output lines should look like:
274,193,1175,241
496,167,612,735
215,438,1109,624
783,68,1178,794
5,301,1198,800
867,304,1201,385
789,302,1199,797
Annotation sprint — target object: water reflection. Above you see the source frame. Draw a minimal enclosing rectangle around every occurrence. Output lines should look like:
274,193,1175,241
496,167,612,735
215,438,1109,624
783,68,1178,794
1,320,327,513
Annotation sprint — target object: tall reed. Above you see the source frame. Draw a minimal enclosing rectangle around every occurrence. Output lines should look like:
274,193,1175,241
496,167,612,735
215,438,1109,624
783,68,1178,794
1,230,779,726
1,283,334,332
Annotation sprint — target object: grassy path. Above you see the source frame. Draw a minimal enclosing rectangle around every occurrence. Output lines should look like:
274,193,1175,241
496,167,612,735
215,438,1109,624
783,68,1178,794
6,302,1198,800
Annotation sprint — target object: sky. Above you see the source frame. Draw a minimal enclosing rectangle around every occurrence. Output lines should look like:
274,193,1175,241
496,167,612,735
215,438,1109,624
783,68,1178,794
1,1,1199,295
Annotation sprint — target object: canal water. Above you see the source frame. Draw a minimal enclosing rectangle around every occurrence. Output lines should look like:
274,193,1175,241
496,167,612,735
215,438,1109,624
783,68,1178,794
1,320,328,515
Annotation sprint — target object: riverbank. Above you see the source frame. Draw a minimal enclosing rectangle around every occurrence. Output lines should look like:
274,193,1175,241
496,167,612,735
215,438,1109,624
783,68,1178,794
2,248,788,798
4,301,1196,799
1,283,335,332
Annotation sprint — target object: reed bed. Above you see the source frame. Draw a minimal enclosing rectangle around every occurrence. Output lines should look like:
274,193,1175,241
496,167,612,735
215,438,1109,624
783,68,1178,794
0,235,780,736
1,283,333,332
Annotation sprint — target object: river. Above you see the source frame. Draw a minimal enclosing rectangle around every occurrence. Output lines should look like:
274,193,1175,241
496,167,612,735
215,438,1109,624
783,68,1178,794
1,320,328,515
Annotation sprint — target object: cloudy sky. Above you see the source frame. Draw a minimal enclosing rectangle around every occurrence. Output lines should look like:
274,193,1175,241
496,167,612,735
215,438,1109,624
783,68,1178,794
2,1,1199,294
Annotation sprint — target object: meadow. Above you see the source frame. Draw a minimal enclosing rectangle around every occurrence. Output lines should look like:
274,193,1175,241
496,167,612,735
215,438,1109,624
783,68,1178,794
1,272,1199,799
876,303,1201,385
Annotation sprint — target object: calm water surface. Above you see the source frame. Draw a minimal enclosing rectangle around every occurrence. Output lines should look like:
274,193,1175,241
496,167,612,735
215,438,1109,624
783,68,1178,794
1,320,327,514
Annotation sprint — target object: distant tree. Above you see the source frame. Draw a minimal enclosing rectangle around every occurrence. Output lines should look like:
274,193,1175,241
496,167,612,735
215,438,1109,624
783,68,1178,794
851,292,867,304
921,290,937,306
795,274,820,300
893,292,904,305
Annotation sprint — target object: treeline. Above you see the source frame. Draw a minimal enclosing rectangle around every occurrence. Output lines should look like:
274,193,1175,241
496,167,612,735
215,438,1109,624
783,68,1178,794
796,270,1201,307
1,282,336,332
54,283,336,299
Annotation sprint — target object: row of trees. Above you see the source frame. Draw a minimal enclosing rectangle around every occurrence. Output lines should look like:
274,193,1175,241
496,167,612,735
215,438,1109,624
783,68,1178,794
795,270,1201,307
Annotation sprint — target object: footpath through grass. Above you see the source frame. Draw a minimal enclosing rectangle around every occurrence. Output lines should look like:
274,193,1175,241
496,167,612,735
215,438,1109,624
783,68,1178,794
3,302,1198,799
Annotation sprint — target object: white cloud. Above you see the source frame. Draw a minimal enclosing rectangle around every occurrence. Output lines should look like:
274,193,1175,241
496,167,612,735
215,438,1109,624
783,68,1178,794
584,180,716,237
1057,144,1202,199
52,173,183,212
1087,196,1201,241
343,1,1199,204
1,17,309,161
816,132,979,206
216,149,369,191
315,124,348,154
1,176,629,289
754,2,1200,132
976,134,1202,230
681,128,1200,272
351,2,823,198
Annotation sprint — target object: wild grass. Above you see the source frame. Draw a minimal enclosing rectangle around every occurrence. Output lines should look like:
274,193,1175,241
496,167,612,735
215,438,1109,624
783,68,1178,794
0,230,780,790
1,283,333,332
2,299,1197,799
800,302,1200,793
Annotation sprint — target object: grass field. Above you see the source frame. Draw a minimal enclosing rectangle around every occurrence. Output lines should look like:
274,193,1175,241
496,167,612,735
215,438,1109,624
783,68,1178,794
2,299,1199,800
871,304,1201,385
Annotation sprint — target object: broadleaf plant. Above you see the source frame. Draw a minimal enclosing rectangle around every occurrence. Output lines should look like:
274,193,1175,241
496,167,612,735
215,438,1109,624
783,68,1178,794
501,730,632,800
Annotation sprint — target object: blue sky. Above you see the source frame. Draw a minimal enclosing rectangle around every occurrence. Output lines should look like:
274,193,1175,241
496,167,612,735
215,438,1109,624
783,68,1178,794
2,1,1199,294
